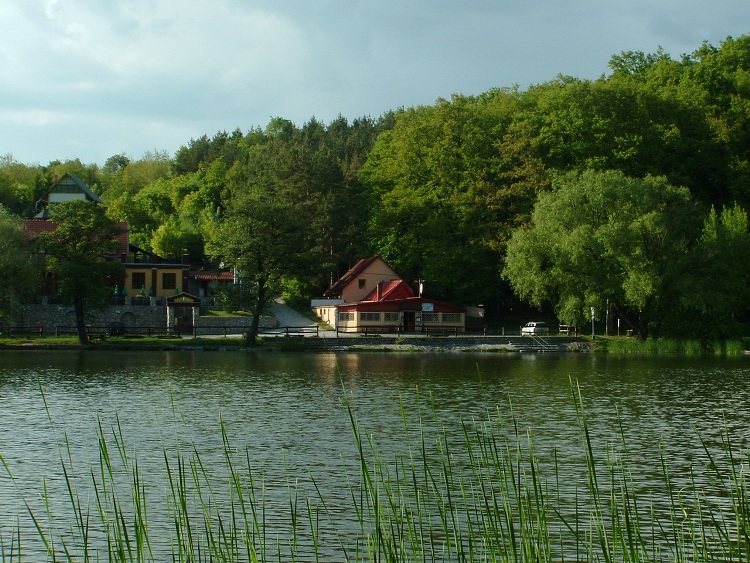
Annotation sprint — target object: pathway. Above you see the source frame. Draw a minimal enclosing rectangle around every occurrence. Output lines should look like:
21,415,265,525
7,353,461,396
267,301,336,337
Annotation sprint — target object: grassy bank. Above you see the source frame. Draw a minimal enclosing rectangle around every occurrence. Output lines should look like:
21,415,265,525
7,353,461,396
0,335,250,348
597,336,749,355
1,385,749,562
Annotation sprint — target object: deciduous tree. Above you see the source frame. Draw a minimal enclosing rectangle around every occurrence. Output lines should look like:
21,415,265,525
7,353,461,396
39,200,124,345
0,206,42,324
207,184,306,345
677,204,750,339
503,170,701,339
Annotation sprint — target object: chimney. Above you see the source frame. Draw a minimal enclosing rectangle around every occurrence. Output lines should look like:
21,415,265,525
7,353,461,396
376,281,381,301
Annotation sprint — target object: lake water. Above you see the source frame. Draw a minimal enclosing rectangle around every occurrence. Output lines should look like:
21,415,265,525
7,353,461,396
1,350,749,560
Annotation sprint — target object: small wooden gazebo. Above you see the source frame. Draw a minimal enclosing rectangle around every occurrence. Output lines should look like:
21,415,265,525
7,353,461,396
167,292,201,334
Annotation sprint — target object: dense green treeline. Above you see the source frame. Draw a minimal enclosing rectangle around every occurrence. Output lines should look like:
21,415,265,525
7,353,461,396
2,34,749,338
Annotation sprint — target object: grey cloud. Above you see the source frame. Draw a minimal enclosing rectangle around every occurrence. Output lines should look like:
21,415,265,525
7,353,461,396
1,0,749,165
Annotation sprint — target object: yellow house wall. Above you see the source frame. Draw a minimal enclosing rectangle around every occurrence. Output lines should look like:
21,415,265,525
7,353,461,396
314,305,338,328
126,267,184,298
335,311,465,333
340,259,400,303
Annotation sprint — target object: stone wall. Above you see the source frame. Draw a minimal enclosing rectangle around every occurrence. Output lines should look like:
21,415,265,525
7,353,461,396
21,303,167,335
192,314,276,335
17,304,277,337
194,315,276,328
294,335,581,351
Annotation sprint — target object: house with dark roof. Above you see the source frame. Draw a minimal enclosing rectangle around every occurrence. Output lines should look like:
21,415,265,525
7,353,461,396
25,175,191,300
34,173,104,218
314,257,466,333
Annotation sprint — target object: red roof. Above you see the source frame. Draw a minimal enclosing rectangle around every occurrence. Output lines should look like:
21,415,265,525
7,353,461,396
340,297,464,313
115,222,129,257
189,271,234,281
24,219,129,257
362,279,415,301
23,219,57,236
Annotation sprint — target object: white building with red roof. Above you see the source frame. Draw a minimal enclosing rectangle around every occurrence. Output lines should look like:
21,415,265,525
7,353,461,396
314,257,466,334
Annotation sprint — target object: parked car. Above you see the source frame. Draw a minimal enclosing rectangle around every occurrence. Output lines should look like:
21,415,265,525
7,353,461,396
521,321,549,336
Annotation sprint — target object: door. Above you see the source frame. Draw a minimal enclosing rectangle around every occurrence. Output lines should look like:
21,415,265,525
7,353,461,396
174,307,194,334
404,311,415,332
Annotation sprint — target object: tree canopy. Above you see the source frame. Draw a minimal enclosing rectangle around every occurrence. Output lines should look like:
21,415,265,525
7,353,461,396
503,170,702,339
2,33,750,339
0,206,42,324
38,200,125,345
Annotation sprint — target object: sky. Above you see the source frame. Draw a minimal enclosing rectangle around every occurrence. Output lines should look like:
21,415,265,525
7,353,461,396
2,0,749,166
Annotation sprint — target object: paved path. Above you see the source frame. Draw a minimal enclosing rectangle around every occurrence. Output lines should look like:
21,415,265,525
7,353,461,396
267,301,336,337
267,301,316,327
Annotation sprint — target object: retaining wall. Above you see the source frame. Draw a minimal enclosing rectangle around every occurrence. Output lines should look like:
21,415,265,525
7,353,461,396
18,304,276,336
293,335,581,351
20,304,167,335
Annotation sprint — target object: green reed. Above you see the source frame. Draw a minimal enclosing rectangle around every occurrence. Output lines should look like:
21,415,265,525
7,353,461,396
603,337,747,355
2,382,750,562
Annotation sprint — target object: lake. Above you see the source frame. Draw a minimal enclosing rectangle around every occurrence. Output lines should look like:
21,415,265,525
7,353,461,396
0,350,748,560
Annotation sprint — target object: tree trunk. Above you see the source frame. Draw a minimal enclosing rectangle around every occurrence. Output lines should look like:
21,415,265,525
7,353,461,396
612,303,649,340
245,279,267,346
247,309,260,346
73,293,89,346
639,315,650,341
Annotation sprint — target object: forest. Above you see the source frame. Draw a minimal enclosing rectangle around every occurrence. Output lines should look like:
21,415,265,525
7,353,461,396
1,34,749,340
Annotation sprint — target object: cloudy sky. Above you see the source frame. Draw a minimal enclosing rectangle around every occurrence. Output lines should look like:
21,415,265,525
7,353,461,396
2,0,749,166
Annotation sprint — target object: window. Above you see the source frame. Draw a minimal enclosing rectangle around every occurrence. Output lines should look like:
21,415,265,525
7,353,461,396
383,312,399,322
360,312,380,322
422,313,439,323
131,272,145,291
338,312,354,322
358,279,366,289
162,273,177,290
442,313,462,323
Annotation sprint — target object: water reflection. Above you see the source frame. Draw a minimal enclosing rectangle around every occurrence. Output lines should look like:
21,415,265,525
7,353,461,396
0,350,748,559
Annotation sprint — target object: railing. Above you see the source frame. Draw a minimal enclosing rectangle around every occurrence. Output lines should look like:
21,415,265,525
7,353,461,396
516,334,561,352
258,326,319,337
5,324,324,339
335,325,466,336
337,325,402,336
191,325,247,337
422,326,463,336
55,325,175,338
0,326,45,338
109,297,167,307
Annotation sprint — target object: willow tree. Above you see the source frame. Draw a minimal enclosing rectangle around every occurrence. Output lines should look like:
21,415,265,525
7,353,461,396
503,170,701,339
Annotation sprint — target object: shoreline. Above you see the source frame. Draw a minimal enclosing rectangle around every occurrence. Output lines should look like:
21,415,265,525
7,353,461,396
0,335,590,353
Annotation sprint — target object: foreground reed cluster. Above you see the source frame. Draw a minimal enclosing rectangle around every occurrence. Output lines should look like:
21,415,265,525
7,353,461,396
1,384,749,562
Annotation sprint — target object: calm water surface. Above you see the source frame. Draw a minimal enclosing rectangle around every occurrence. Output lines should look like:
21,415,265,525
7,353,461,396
1,350,749,559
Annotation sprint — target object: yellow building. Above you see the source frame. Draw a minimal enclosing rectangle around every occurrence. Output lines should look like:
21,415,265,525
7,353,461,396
124,245,189,298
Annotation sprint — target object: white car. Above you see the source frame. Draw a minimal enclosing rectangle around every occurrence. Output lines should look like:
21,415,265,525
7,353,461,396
521,321,549,336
